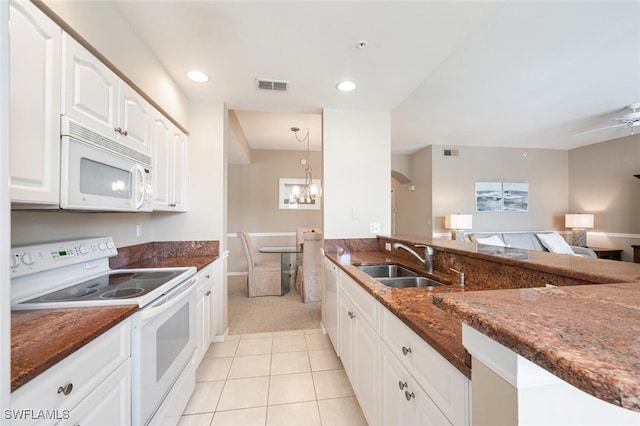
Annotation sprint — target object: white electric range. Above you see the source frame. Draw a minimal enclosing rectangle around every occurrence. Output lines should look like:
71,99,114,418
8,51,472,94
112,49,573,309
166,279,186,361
11,237,198,426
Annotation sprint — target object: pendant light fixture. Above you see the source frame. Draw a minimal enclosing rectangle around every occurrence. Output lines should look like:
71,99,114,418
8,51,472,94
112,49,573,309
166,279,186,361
289,127,321,206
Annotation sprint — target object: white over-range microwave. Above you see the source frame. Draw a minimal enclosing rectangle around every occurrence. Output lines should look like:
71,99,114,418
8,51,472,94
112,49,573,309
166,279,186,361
60,117,153,212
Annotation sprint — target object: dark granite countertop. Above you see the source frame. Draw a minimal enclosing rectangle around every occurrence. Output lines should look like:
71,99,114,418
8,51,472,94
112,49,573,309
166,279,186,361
433,283,640,413
326,235,640,411
326,251,473,378
11,306,138,392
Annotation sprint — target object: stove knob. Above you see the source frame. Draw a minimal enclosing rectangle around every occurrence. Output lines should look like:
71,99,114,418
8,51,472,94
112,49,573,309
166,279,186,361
22,253,35,266
106,240,115,250
79,245,89,255
98,241,107,251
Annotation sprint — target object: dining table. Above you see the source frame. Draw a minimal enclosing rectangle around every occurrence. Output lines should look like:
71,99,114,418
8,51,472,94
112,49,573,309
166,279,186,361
258,245,301,295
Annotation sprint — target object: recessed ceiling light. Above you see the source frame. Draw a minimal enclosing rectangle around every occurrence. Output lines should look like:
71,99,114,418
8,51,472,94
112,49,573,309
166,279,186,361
336,80,357,92
186,70,209,83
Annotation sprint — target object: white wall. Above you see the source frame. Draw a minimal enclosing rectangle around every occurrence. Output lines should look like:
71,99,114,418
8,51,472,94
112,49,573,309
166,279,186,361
1,0,10,418
432,145,569,233
569,134,640,261
323,108,391,239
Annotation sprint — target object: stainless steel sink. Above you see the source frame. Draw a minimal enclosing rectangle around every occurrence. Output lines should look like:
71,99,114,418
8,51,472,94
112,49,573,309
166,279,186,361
377,276,445,288
356,264,419,278
356,264,445,288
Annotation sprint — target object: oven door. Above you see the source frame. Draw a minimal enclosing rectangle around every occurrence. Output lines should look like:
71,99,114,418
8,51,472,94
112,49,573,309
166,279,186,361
132,277,197,426
60,136,152,211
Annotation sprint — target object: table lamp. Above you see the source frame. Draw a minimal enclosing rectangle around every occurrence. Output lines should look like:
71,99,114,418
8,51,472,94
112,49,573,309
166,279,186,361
446,214,473,241
565,213,594,247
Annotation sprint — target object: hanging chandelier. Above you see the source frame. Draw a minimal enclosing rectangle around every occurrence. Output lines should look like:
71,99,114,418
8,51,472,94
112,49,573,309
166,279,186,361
289,127,321,206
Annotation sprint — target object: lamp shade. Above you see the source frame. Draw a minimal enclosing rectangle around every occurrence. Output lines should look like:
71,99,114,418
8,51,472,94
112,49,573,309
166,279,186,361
565,213,594,229
446,214,473,230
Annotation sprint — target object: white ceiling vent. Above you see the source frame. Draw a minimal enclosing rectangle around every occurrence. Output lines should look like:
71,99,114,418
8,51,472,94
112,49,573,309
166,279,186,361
256,79,289,92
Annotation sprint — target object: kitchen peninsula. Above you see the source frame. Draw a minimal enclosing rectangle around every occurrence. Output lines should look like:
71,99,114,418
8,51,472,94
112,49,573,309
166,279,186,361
323,235,640,425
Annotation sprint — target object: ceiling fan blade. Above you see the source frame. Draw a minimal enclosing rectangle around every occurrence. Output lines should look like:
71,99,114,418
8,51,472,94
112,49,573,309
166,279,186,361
572,123,628,137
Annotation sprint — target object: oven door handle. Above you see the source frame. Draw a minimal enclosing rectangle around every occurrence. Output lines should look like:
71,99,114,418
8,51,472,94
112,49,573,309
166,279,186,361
141,277,197,321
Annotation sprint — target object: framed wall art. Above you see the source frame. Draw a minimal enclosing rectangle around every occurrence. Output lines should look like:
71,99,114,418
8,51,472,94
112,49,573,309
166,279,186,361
475,182,529,212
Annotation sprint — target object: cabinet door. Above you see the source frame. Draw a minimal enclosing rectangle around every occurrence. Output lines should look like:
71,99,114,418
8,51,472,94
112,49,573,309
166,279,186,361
170,129,187,211
353,314,380,426
196,287,206,366
118,82,151,155
9,0,61,206
59,360,131,426
338,295,354,382
152,116,187,212
62,32,118,139
381,344,417,426
381,345,452,426
152,113,172,209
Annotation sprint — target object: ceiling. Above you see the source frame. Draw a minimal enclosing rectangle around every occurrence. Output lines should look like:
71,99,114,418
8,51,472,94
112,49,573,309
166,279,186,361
111,1,640,155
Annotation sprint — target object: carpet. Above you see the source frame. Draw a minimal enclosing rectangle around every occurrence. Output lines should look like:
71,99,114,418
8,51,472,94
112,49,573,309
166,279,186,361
227,275,321,335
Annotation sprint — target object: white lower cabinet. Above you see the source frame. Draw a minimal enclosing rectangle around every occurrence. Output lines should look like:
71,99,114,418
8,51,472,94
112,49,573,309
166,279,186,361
58,360,131,426
11,318,131,426
381,309,469,426
196,262,216,366
327,262,470,426
381,344,451,426
338,274,380,426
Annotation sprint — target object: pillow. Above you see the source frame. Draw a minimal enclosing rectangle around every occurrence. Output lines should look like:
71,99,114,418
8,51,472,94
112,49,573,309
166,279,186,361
475,235,506,247
536,233,574,254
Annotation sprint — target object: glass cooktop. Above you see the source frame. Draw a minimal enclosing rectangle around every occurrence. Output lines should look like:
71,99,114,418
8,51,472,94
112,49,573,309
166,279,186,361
24,269,185,303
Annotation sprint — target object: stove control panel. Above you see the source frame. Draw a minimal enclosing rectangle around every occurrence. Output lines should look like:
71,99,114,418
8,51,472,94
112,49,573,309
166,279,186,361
10,237,118,278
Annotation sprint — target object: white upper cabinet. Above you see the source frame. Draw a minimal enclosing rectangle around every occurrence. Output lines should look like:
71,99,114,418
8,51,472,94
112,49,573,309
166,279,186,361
118,82,152,156
152,111,187,212
62,33,151,156
9,0,61,206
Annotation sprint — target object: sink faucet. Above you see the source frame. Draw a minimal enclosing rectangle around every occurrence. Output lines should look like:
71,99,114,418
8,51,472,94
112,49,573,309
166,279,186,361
449,268,465,287
392,242,434,273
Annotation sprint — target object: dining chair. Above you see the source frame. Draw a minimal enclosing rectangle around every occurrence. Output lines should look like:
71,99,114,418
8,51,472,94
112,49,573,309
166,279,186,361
300,231,323,303
294,228,319,294
237,231,281,297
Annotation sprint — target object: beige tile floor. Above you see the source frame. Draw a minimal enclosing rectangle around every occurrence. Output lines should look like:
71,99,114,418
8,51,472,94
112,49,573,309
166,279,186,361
178,329,368,426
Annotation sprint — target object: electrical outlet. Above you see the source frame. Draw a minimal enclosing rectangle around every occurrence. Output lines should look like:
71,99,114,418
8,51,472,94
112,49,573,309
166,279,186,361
385,242,392,251
352,208,359,220
136,224,142,238
370,223,380,233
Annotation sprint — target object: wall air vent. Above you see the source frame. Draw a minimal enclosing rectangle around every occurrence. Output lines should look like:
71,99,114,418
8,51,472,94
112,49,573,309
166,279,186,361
256,79,289,92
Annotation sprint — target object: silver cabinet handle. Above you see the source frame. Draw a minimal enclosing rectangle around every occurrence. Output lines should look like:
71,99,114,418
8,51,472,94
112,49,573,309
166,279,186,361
405,390,415,401
402,346,412,355
121,129,128,136
57,382,73,395
205,290,211,296
206,274,211,279
348,311,355,319
398,381,407,390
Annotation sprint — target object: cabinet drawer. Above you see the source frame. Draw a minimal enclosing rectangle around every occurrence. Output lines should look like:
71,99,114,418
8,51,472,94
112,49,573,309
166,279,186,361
341,273,379,332
382,308,468,425
11,318,131,424
196,263,215,294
